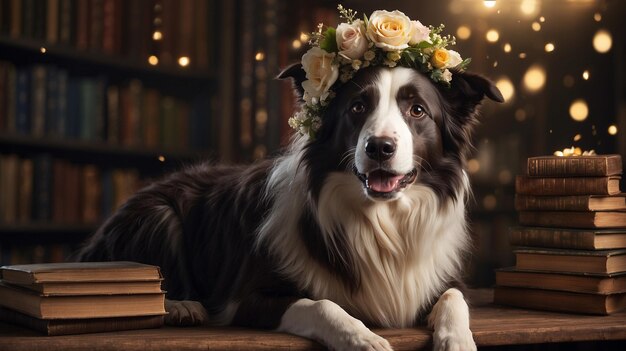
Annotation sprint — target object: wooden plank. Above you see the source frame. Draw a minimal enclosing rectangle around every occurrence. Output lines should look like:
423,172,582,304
0,290,624,351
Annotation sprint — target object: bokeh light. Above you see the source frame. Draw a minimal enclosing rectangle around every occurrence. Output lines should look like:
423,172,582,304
523,65,546,92
593,29,612,53
569,99,589,122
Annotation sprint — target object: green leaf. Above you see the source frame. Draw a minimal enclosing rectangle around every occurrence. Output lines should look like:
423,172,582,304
320,27,338,53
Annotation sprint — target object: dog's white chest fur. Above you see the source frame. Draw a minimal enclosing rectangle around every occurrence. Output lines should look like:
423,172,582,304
258,157,470,327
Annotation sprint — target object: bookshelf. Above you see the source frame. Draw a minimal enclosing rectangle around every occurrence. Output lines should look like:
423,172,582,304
0,0,220,265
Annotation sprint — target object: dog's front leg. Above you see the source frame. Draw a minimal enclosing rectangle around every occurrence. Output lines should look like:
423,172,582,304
278,298,392,351
427,288,476,351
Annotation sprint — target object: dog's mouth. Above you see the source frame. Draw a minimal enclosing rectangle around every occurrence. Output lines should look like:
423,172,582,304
353,167,418,198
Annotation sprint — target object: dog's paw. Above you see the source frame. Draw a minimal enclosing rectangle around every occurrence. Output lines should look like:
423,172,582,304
336,329,393,351
433,327,476,351
164,299,209,326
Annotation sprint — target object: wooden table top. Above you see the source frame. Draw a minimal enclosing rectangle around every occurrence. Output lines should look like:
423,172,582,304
0,289,624,351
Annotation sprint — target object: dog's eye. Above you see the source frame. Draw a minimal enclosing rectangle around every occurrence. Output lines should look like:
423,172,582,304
351,102,366,114
410,104,427,119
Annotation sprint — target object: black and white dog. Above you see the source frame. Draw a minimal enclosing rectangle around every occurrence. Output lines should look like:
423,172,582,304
76,64,503,350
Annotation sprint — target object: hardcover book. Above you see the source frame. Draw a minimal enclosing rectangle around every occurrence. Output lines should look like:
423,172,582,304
0,307,164,335
494,286,626,315
514,248,626,274
527,154,622,177
509,227,626,250
515,175,620,196
0,282,166,319
518,211,626,229
514,194,626,212
0,261,162,284
495,268,626,294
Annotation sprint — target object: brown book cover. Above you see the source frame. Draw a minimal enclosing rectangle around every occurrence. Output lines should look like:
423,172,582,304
514,248,626,274
102,0,121,54
14,279,163,296
510,227,626,250
518,211,626,229
75,0,89,50
495,268,626,294
81,165,101,223
0,283,166,319
9,0,21,38
527,154,622,177
58,0,73,45
0,306,164,335
515,194,626,212
515,175,620,196
17,158,33,222
0,261,162,284
494,286,626,315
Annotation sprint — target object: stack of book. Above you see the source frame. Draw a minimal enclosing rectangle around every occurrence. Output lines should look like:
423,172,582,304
0,261,166,335
494,154,626,314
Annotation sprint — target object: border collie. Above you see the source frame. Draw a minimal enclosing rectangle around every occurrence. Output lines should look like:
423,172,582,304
76,63,502,350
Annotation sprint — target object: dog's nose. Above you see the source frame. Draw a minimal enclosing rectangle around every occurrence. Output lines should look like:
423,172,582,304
365,136,396,161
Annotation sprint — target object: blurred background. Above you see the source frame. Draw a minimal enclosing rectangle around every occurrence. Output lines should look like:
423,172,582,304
0,0,624,287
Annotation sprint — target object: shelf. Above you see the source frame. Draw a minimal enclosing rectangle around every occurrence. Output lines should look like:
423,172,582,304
0,36,214,83
0,133,214,166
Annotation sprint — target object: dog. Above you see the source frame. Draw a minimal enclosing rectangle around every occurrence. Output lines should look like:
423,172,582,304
76,63,503,350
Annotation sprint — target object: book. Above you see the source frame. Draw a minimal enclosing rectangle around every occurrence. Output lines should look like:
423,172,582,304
527,154,623,177
514,194,626,212
510,227,626,250
0,261,162,284
0,282,166,319
11,279,163,296
514,248,626,274
495,268,626,294
518,211,626,229
493,286,626,315
515,175,620,196
0,306,164,335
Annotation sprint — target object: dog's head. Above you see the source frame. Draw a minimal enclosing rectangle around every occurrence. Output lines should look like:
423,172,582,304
280,64,503,202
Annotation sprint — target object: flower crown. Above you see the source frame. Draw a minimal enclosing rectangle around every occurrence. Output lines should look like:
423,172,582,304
288,5,471,139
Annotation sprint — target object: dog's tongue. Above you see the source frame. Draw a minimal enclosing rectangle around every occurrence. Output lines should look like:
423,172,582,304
367,170,404,193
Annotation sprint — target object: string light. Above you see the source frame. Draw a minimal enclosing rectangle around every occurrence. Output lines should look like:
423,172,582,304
178,56,190,67
292,40,302,49
496,77,515,102
467,159,480,174
544,43,555,52
593,29,612,53
523,65,546,92
582,70,590,80
148,55,159,66
255,52,265,61
569,99,589,122
483,1,497,8
594,13,602,22
486,29,499,43
531,22,541,31
573,134,582,142
40,47,47,54
158,155,166,162
299,33,310,42
456,26,471,40
608,125,618,135
152,31,163,41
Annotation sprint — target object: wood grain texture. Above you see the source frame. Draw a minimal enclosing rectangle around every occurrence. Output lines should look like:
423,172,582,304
0,290,624,350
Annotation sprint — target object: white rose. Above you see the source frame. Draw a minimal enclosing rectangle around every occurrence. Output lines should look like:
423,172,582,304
336,20,369,60
442,69,452,83
300,47,339,102
446,49,463,68
366,10,412,51
409,20,430,45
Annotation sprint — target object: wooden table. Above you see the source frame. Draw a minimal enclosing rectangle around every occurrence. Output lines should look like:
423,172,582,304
0,290,624,350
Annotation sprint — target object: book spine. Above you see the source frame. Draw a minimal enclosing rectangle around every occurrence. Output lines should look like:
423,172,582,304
527,156,622,177
30,65,47,137
514,194,591,211
509,227,596,249
515,175,618,196
518,211,599,229
46,0,59,44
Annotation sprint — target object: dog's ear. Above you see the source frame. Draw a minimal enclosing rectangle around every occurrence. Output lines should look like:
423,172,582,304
450,71,504,103
278,63,306,101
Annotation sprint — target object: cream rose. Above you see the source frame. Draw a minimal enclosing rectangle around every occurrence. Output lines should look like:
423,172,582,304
446,50,463,68
336,19,369,60
366,10,412,51
301,47,339,102
409,20,430,45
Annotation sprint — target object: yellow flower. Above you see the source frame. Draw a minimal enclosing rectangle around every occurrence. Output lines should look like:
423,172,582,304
431,48,449,69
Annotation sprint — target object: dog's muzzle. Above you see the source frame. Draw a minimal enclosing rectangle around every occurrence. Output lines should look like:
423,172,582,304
353,166,417,199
